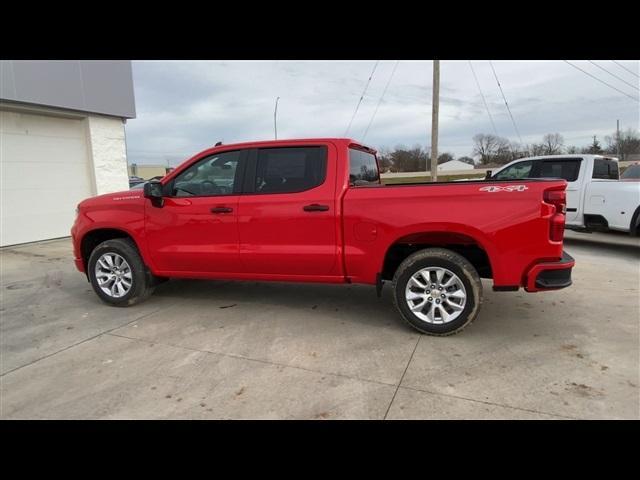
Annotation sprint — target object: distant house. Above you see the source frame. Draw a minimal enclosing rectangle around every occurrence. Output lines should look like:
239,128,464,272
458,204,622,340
438,159,474,171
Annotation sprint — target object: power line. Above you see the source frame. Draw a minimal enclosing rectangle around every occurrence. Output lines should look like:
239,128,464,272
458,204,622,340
489,61,522,144
587,61,639,92
468,61,498,136
563,60,639,102
344,61,379,136
362,61,400,140
612,60,640,79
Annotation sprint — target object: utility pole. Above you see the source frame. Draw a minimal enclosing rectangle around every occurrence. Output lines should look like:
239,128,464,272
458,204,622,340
274,96,280,140
616,119,621,160
430,60,440,182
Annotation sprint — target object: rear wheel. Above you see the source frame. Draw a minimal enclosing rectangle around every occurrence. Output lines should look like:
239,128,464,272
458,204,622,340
392,248,483,335
87,238,156,306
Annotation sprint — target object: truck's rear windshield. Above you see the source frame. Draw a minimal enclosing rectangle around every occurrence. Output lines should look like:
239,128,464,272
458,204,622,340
349,148,380,186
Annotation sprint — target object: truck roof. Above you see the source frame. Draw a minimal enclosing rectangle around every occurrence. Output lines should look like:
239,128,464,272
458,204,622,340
514,154,619,162
207,137,376,153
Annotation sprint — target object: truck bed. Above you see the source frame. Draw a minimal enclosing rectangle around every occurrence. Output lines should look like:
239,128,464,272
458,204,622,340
342,178,567,287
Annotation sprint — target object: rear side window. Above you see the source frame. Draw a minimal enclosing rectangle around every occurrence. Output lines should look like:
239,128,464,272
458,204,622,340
254,146,327,193
349,148,380,185
593,158,619,180
537,159,581,182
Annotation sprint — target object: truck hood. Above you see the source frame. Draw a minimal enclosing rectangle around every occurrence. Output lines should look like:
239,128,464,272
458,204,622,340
78,190,145,209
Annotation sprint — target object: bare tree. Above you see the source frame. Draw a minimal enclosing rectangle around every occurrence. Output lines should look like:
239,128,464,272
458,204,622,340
542,133,564,155
390,144,428,172
583,136,603,154
565,145,580,154
437,152,455,165
377,147,393,172
473,134,510,165
605,128,640,160
528,143,547,156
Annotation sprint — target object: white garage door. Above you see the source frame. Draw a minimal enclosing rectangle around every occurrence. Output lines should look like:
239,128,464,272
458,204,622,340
1,110,94,247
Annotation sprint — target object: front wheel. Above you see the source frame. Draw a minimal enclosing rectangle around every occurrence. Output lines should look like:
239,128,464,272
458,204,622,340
87,238,156,307
392,248,483,336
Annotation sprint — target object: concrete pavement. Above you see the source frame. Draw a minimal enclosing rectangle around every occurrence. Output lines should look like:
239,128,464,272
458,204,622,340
1,231,638,419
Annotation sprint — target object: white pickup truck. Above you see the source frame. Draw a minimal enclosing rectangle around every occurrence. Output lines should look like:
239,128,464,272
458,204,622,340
489,155,640,236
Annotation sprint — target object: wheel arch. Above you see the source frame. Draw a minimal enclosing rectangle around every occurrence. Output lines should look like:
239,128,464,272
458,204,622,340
380,228,495,282
80,227,150,273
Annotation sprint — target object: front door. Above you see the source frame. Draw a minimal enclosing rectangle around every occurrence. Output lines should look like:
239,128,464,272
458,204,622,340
145,149,246,274
237,144,339,277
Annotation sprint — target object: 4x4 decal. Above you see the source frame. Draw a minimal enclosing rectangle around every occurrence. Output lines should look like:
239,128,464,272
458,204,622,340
479,185,528,192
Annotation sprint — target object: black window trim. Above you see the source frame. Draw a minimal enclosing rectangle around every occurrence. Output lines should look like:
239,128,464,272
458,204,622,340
242,145,329,195
165,148,249,198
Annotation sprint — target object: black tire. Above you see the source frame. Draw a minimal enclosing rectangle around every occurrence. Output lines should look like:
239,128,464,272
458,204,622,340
87,238,156,307
392,248,483,336
630,206,640,237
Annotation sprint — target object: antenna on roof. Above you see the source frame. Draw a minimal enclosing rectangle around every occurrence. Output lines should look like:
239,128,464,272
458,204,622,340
215,141,223,146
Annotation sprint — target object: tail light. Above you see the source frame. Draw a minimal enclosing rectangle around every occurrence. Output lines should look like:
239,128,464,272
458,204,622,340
544,188,566,242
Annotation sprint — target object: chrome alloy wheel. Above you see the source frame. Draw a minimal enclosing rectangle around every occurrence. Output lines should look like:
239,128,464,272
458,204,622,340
404,267,467,324
94,252,133,298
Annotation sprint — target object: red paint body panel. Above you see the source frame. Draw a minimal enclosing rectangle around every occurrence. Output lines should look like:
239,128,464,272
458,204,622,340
237,143,341,276
145,195,241,273
71,138,572,292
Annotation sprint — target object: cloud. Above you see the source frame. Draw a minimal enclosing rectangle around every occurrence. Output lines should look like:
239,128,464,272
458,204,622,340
125,60,640,165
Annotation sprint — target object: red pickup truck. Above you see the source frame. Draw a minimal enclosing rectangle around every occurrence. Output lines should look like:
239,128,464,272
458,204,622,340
71,138,574,335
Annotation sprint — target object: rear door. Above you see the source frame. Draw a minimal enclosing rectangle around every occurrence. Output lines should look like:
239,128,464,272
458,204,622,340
531,158,583,222
237,144,339,277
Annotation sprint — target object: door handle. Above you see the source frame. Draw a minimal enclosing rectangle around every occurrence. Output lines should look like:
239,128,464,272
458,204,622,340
303,204,329,212
210,206,233,214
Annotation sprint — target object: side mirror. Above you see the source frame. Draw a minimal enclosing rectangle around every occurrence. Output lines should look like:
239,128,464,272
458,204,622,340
484,170,493,180
144,180,164,207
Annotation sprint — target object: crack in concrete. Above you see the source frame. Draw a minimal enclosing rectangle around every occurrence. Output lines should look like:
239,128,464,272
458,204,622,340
398,385,577,419
384,335,421,420
105,332,400,391
0,305,171,378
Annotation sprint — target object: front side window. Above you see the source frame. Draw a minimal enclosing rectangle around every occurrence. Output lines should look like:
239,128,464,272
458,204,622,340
494,161,533,180
593,158,619,180
254,146,327,193
349,148,380,185
172,150,241,197
538,159,581,182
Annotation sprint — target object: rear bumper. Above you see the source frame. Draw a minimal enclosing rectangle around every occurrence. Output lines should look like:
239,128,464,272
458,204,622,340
524,251,574,292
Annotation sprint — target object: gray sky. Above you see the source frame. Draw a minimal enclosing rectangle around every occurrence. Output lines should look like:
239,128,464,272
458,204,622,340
125,60,640,166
